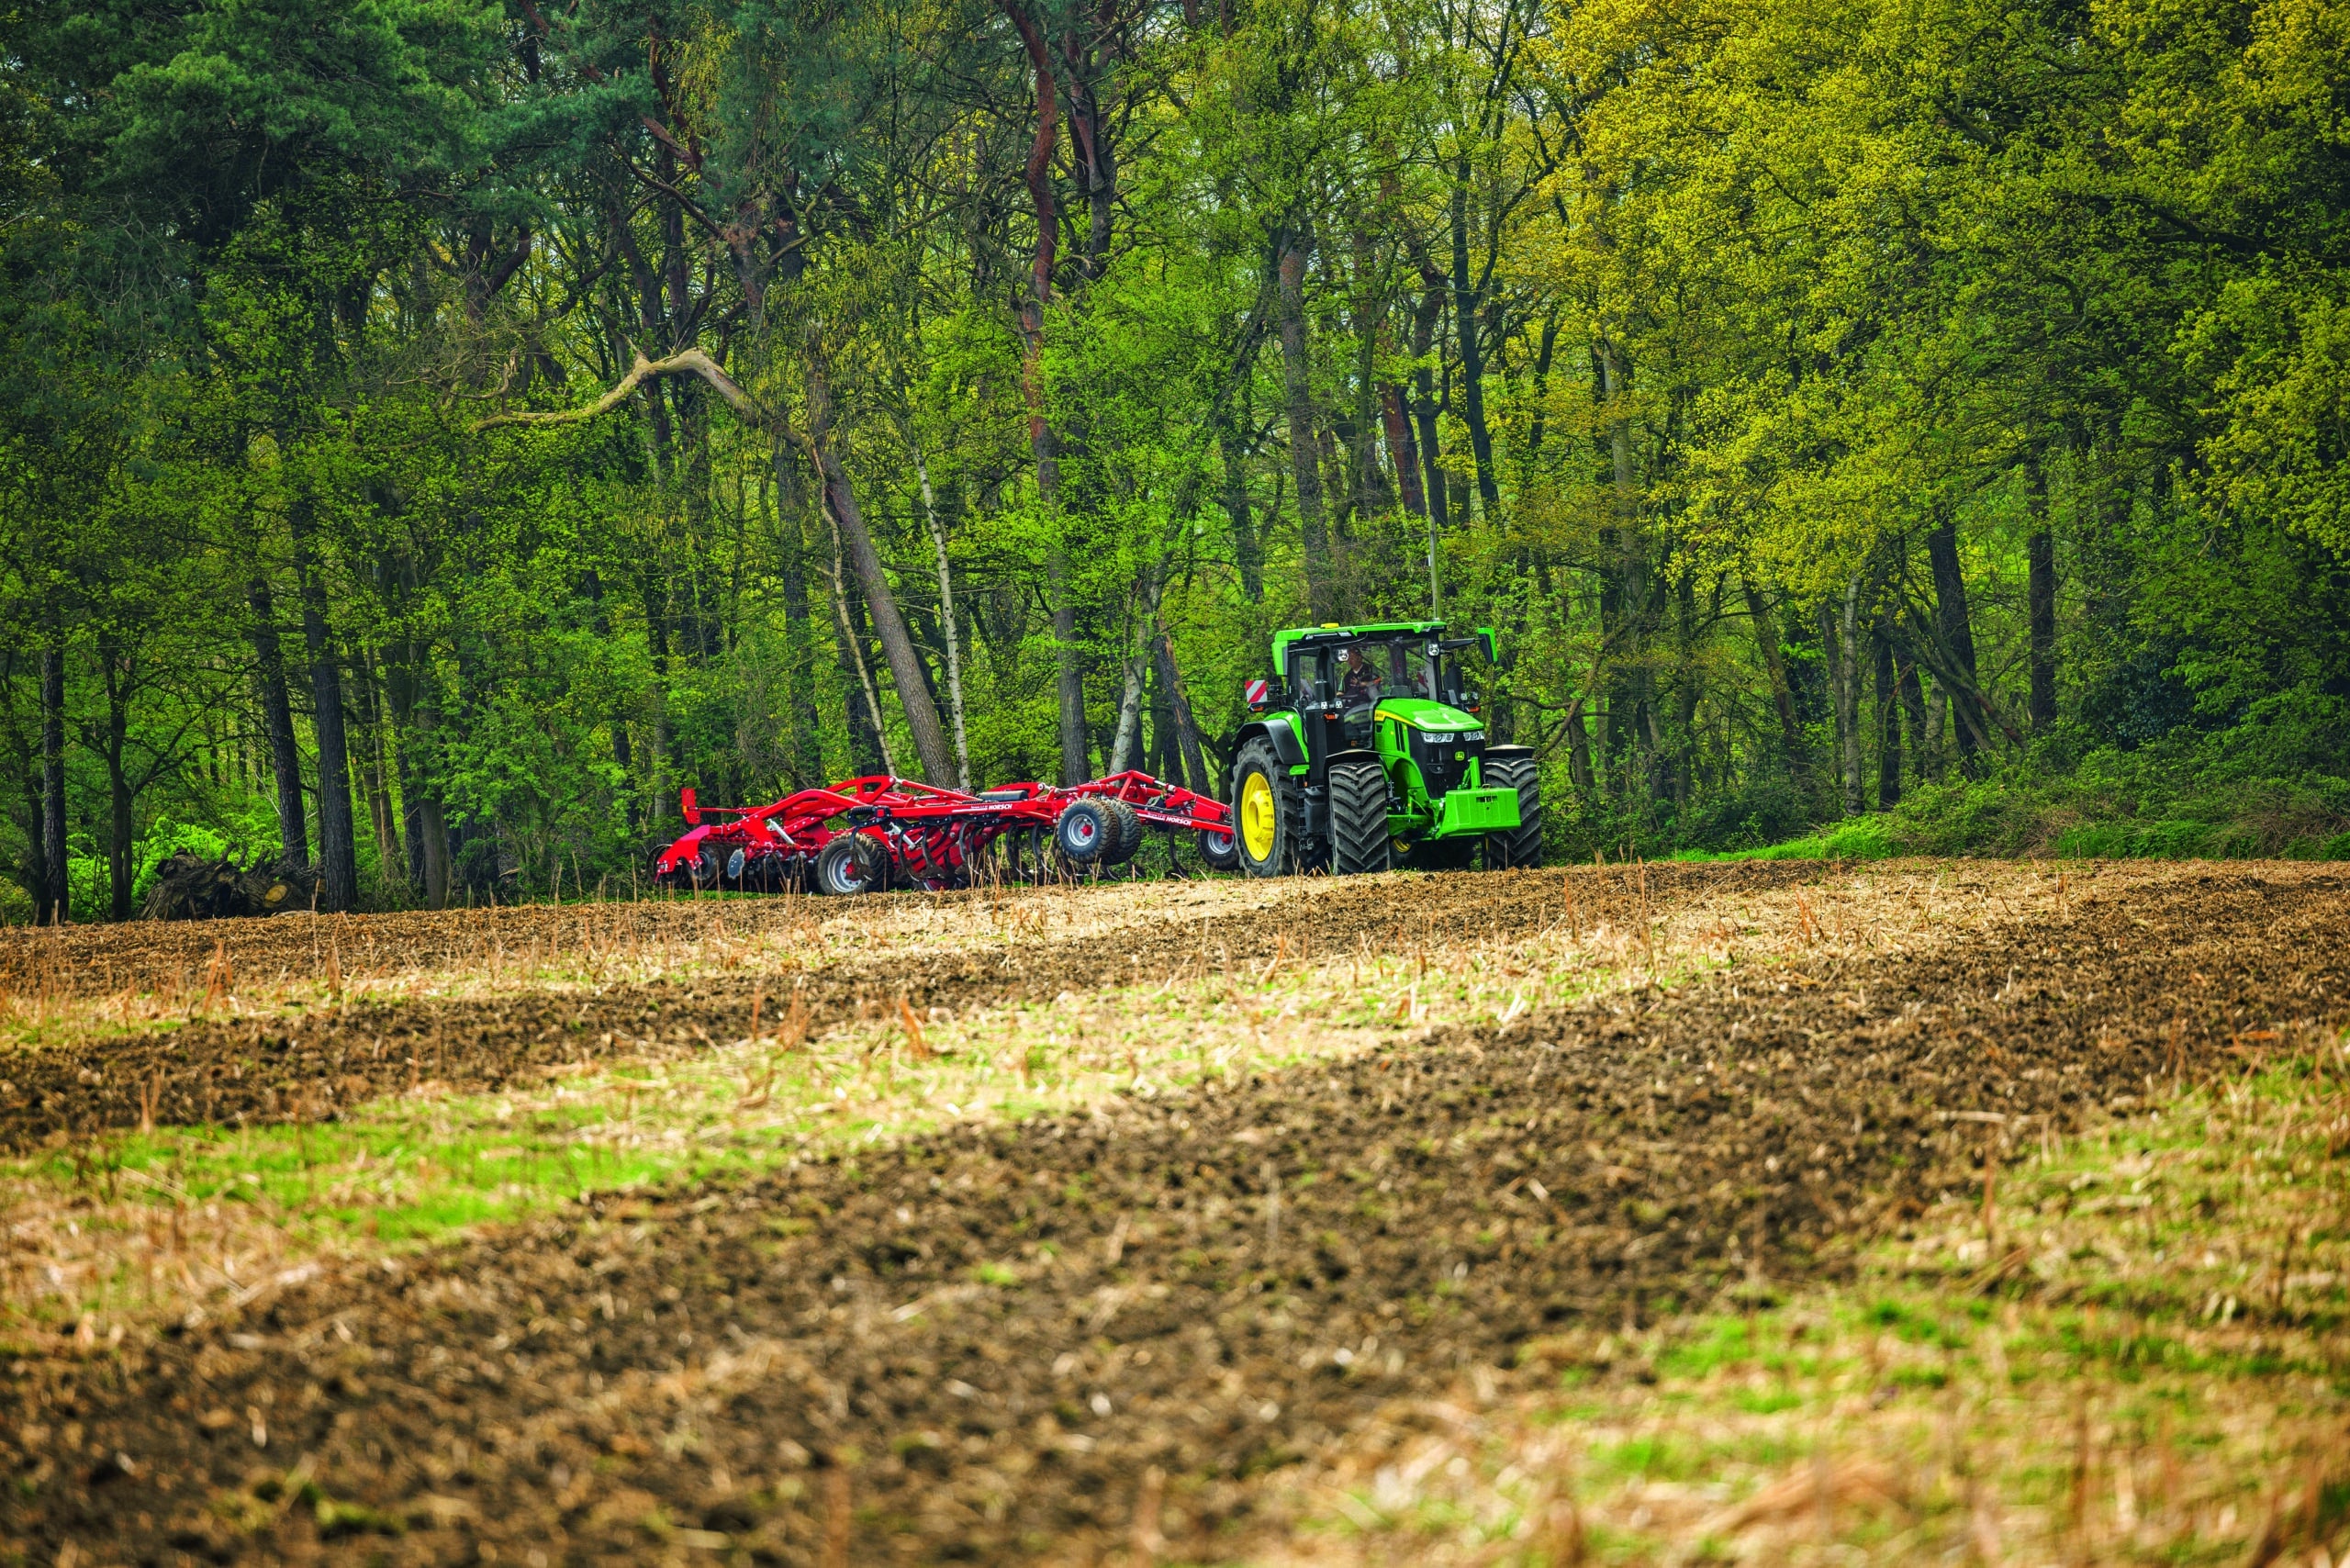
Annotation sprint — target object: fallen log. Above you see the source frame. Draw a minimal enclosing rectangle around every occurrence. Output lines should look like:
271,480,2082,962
140,851,320,921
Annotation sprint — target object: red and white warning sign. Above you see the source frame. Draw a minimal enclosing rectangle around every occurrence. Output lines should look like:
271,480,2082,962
1244,678,1270,707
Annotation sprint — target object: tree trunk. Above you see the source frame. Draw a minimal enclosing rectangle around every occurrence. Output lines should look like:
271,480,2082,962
1218,418,1263,604
98,641,132,921
1837,579,1863,817
829,515,894,777
1925,518,1987,770
913,444,972,789
21,767,50,924
1742,578,1809,784
1157,634,1212,793
1050,557,1088,785
1449,165,1502,521
1147,655,1182,790
2026,453,2056,736
1108,649,1147,774
1276,230,1335,620
1384,380,1438,615
804,362,956,785
418,791,451,910
348,655,402,893
1409,282,1449,535
579,569,644,823
292,500,359,911
1874,617,1902,810
1564,698,1595,793
762,452,826,789
1897,651,1928,786
247,578,308,866
40,647,64,924
1005,1,1090,788
383,652,448,910
1599,345,1651,791
1382,383,1425,518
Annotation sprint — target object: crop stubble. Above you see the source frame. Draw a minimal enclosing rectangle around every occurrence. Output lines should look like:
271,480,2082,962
3,865,2345,1565
0,864,1814,1149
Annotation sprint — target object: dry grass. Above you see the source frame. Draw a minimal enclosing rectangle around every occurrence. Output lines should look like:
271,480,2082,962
0,863,2096,1375
1240,1029,2350,1568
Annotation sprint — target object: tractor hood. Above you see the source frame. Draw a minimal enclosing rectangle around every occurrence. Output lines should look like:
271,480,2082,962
1373,698,1484,735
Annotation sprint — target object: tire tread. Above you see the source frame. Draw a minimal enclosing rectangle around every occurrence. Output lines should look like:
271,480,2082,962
1329,760,1392,875
1483,755,1543,869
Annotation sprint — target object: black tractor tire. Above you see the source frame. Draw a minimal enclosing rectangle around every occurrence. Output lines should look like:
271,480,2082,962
1197,823,1240,872
1101,799,1146,865
1328,758,1393,875
1230,738,1310,878
1055,799,1119,864
1483,753,1544,869
815,834,885,896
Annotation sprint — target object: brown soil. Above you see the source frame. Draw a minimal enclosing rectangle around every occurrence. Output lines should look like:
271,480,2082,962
5,868,2344,1565
0,864,1814,1149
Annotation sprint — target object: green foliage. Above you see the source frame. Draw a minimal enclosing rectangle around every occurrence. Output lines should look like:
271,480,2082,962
3,0,2346,919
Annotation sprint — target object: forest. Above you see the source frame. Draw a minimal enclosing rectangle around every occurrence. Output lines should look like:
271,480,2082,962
5,0,2348,920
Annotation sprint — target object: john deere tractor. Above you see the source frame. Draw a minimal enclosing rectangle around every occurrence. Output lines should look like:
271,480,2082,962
1225,622,1541,876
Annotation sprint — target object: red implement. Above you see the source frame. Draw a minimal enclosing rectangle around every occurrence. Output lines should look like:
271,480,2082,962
652,770,1235,895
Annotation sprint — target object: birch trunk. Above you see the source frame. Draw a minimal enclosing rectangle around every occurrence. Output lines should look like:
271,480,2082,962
829,514,900,778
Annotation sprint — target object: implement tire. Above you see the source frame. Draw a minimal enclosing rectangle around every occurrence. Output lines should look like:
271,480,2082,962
1055,799,1117,865
1230,739,1307,878
815,834,885,896
1102,799,1145,865
1328,758,1392,876
1197,824,1239,872
1483,753,1543,869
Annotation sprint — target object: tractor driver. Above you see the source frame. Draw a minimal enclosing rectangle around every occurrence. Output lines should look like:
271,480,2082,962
1338,644,1383,706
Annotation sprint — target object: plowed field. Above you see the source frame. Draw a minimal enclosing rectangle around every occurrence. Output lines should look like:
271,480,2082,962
3,862,2345,1566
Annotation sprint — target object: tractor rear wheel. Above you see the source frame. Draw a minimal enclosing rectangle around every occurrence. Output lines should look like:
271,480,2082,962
1482,752,1543,868
815,834,884,896
1328,759,1392,875
1230,739,1307,877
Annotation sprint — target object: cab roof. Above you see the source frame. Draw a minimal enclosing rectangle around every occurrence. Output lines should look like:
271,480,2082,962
1270,622,1447,665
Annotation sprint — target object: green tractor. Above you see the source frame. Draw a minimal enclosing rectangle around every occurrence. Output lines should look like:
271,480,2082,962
1225,622,1541,876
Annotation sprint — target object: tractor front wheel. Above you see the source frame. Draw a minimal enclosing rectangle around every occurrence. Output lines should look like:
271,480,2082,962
1230,740,1304,878
1482,752,1544,868
1328,759,1392,875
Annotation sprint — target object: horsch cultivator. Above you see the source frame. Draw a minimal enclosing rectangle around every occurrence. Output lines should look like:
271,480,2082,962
652,770,1237,896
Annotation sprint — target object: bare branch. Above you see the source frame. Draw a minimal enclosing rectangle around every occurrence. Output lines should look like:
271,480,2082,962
469,348,811,454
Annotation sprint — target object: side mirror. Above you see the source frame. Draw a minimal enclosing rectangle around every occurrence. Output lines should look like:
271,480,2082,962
1478,629,1500,665
680,787,700,826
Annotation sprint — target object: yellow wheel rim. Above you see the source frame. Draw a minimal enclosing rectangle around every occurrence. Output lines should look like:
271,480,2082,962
1240,771,1278,860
